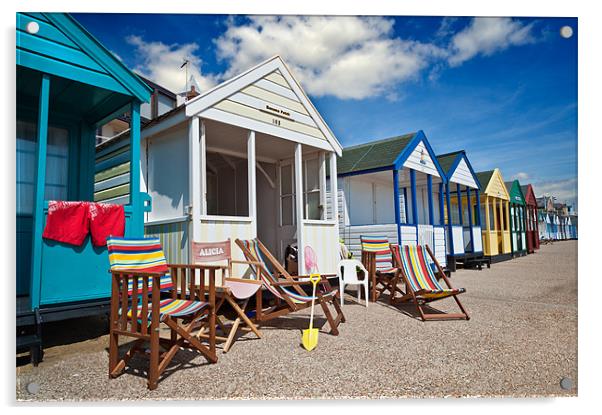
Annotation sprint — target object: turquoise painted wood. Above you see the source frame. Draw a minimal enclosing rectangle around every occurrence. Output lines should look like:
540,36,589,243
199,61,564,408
39,205,133,305
16,13,152,102
129,101,143,236
16,12,151,312
29,74,50,309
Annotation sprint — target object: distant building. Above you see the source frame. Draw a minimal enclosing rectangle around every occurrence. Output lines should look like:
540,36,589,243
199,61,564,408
96,74,178,146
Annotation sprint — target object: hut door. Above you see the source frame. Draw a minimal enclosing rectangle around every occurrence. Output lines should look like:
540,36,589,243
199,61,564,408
17,120,69,297
277,161,297,262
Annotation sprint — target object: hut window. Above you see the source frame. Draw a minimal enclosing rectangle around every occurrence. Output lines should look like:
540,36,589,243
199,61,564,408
280,163,294,226
205,152,249,217
303,157,320,220
17,120,69,215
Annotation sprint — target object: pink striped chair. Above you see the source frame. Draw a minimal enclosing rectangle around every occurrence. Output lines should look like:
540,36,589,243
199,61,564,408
191,240,263,353
390,244,469,321
235,238,345,336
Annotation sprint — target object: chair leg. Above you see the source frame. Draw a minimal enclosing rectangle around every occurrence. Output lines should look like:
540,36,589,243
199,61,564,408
318,297,339,336
364,282,369,308
148,324,160,390
108,330,119,378
226,296,261,338
340,282,345,307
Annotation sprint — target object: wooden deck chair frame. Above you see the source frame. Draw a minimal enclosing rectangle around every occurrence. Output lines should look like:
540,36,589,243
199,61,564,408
390,244,469,321
361,250,405,303
235,238,345,336
109,262,222,390
191,240,263,353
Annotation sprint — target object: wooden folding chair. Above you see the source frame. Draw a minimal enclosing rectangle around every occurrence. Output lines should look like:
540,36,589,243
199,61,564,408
191,240,262,353
107,236,221,390
360,235,404,303
390,244,469,321
235,238,345,335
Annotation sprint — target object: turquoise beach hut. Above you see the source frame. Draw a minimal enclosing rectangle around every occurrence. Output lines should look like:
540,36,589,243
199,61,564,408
16,12,152,359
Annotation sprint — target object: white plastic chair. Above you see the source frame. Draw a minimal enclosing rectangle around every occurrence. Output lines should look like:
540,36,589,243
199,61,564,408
337,259,369,308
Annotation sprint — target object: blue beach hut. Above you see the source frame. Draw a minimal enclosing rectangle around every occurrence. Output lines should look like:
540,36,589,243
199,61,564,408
436,151,484,271
334,131,449,267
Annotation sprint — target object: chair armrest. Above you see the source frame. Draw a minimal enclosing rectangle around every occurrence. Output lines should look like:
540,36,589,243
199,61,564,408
110,270,166,277
231,259,263,266
168,263,227,270
271,280,312,287
289,273,337,279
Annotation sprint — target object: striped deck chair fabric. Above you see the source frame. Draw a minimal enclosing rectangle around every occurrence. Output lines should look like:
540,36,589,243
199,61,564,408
397,245,465,299
240,239,337,304
127,298,208,322
108,236,206,320
107,236,174,294
360,236,396,273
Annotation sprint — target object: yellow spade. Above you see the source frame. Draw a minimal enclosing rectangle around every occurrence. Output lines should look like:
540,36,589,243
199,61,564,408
302,274,322,351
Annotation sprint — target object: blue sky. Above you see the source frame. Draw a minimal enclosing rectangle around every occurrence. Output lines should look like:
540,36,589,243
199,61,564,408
73,14,578,209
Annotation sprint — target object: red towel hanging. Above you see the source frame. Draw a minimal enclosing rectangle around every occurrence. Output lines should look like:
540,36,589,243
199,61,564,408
89,202,125,247
42,201,90,246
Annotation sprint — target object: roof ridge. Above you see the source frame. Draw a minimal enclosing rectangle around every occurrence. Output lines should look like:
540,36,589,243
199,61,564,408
436,150,465,158
348,143,377,172
344,132,416,151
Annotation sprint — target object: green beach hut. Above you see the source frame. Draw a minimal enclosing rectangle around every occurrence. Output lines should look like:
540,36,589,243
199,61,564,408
505,180,527,257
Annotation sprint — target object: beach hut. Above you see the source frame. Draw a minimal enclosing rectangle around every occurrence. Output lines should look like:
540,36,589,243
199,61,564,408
436,151,483,271
537,196,554,240
16,13,152,358
101,56,343,276
475,169,512,262
537,211,548,240
505,180,527,257
568,215,578,239
521,184,540,252
334,131,448,267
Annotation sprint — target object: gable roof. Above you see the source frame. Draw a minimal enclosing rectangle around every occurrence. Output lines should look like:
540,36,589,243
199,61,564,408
436,150,481,189
437,151,462,174
505,180,526,205
476,168,509,200
185,55,342,155
337,133,415,175
521,184,537,206
337,130,446,179
476,170,495,189
17,13,152,103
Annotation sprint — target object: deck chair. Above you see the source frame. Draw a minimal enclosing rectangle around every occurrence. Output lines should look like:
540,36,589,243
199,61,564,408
360,235,403,303
107,236,220,390
191,240,262,353
391,244,469,321
235,238,345,335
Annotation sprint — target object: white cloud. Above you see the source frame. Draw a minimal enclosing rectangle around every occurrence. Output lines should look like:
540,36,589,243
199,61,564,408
124,16,539,100
214,16,446,100
448,17,536,66
126,35,218,93
512,172,530,180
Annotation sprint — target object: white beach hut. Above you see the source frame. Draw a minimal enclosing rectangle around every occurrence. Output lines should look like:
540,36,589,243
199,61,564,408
127,56,342,275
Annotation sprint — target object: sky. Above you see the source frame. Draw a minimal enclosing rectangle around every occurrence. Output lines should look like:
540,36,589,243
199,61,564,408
73,14,578,210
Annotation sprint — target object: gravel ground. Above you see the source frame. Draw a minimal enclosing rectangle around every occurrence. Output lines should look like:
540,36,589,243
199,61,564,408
16,241,577,401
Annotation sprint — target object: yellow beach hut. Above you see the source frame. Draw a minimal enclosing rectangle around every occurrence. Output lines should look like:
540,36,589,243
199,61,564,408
476,169,512,262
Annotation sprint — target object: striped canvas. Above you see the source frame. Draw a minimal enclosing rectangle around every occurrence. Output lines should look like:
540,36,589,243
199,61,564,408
239,239,336,304
128,298,208,322
107,236,173,293
395,244,465,299
360,235,396,273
